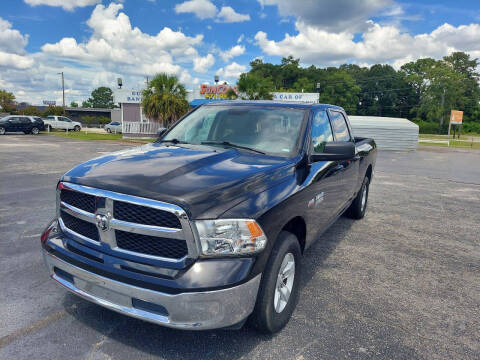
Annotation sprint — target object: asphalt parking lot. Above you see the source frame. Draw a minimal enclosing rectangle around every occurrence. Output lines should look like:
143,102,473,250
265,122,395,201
0,134,479,360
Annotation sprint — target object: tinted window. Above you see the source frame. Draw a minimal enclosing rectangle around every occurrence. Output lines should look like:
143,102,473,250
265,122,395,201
311,110,333,153
34,117,42,121
330,111,351,142
47,116,55,119
20,117,31,123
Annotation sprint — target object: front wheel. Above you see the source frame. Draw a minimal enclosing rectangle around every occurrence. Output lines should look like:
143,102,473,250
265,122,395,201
74,125,81,132
0,126,5,135
106,128,111,133
346,176,370,219
248,231,302,333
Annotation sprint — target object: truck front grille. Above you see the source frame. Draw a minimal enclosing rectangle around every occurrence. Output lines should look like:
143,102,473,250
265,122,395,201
113,200,181,229
60,210,99,241
58,182,194,262
60,188,96,213
115,230,188,258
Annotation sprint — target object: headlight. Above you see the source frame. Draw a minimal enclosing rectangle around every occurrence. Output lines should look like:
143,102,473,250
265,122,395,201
195,219,267,256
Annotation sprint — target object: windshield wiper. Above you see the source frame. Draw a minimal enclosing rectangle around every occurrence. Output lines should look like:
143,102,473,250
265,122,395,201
201,141,266,155
161,138,190,144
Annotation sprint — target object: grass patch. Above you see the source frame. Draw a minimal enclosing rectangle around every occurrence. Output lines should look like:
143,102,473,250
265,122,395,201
419,139,480,150
43,131,123,141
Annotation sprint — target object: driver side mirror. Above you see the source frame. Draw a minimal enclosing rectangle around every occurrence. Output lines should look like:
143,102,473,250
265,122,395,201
310,141,355,162
157,127,167,137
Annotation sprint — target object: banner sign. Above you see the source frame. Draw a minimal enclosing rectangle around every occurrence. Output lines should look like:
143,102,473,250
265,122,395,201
200,84,238,99
450,110,463,124
272,92,319,103
43,100,56,106
114,89,143,104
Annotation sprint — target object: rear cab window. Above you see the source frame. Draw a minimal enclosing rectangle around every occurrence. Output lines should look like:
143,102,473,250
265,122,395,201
329,111,351,142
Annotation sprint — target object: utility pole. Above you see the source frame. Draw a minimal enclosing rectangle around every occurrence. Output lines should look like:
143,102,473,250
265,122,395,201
58,72,65,108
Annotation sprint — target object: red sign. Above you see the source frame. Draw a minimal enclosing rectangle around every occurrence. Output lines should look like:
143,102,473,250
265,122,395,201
200,84,238,96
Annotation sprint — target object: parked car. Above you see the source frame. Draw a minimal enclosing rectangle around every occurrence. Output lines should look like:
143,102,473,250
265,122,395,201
104,121,122,133
43,116,82,131
0,115,44,135
41,101,376,333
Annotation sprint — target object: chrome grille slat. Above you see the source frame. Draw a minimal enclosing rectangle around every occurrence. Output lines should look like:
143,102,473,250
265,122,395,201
58,182,198,262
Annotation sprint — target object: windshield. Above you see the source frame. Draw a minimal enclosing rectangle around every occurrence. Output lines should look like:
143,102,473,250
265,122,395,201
163,106,306,156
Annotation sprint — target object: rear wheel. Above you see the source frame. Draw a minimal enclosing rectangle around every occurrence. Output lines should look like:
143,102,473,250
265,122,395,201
74,125,81,132
106,128,112,133
346,176,370,219
31,127,39,135
249,231,301,333
0,126,5,135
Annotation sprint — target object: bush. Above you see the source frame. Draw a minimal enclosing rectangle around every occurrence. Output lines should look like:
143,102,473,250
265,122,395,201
81,115,111,127
462,121,480,134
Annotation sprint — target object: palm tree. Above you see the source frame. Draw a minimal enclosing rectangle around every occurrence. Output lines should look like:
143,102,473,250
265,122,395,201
142,74,189,127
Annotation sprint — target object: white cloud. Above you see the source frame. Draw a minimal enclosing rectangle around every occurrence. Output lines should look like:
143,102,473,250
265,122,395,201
0,17,34,70
0,18,29,55
175,0,217,20
42,3,202,67
220,45,245,62
193,53,215,73
175,1,250,23
24,0,101,11
0,51,34,69
1,4,208,105
258,0,392,32
216,62,247,79
237,34,245,43
216,6,250,23
255,21,480,68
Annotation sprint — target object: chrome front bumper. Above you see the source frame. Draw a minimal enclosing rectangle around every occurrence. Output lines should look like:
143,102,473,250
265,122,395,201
43,250,261,330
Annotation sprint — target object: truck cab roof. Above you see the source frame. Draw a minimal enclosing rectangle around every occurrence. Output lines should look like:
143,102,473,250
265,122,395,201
203,100,345,112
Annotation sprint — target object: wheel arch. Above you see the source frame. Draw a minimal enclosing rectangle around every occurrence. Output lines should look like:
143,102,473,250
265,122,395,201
281,216,306,253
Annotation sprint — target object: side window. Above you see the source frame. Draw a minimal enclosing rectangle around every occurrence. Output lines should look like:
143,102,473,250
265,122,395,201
311,110,333,153
21,117,31,123
330,111,351,142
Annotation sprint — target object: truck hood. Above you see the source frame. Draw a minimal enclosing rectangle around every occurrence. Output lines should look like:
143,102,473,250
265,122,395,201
62,143,295,219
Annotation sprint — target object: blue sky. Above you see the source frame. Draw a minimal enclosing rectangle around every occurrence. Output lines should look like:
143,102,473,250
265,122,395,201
1,0,480,104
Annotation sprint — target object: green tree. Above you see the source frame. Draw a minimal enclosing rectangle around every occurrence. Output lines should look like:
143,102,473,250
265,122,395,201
225,88,238,100
401,56,469,128
237,73,274,100
19,106,42,116
319,69,361,114
43,106,65,116
141,73,189,127
70,101,78,108
0,89,16,112
293,77,314,92
83,87,114,108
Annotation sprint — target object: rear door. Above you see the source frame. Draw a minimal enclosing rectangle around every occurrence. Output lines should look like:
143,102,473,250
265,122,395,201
328,110,359,208
302,109,343,237
20,117,32,132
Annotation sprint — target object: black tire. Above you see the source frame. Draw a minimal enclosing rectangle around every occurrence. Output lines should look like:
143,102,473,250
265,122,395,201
74,125,81,132
0,126,6,135
31,127,39,135
248,231,302,333
346,176,370,219
106,128,111,133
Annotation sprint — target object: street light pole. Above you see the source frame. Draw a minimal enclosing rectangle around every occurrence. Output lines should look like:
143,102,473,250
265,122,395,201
58,72,65,108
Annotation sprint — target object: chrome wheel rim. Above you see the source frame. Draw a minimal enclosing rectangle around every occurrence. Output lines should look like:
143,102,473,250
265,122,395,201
274,252,295,313
0,127,4,135
361,184,368,212
32,128,39,134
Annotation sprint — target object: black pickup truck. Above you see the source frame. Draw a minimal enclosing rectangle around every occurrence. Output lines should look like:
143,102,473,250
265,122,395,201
41,101,376,333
